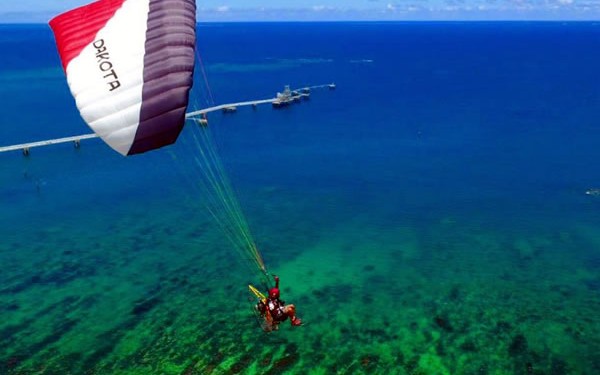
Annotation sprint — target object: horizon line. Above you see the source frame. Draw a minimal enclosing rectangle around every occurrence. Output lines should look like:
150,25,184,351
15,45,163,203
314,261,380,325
2,19,600,25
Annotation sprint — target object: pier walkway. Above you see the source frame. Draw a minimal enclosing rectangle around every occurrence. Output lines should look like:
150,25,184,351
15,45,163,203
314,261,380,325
0,84,335,155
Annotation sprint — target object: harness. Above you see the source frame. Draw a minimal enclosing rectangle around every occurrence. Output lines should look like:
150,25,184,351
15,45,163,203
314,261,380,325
266,298,286,321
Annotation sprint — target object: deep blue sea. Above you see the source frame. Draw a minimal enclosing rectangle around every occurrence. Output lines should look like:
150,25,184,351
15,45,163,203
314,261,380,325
1,22,599,374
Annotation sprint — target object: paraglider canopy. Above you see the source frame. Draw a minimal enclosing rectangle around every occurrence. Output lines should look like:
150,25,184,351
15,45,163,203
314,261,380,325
49,0,197,156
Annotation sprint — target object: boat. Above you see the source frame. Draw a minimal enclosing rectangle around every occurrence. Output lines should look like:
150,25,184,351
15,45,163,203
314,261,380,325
585,188,600,196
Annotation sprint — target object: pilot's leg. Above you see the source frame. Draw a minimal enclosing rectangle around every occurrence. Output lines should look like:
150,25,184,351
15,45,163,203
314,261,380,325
284,304,302,326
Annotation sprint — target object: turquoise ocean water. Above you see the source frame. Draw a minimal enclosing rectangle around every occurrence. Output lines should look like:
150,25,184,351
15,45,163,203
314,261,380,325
1,22,599,374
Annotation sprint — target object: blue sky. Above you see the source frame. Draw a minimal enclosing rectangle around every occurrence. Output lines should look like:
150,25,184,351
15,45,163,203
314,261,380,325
1,0,599,23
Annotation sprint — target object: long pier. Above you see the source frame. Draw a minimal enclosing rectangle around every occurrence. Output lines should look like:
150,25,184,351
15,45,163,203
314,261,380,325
185,98,276,118
0,84,335,155
186,83,334,117
0,134,97,154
